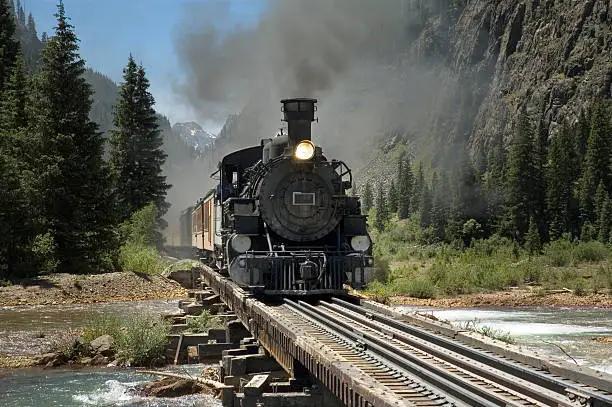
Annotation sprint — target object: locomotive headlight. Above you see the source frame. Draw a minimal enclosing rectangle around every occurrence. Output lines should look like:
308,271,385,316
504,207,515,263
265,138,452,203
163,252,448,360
230,234,252,253
295,140,315,160
350,235,371,252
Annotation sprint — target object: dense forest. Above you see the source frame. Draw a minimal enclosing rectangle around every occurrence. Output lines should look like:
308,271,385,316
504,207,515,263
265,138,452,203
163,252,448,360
0,1,168,280
363,101,612,248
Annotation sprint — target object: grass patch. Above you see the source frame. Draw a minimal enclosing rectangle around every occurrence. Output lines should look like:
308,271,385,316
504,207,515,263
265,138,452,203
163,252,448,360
363,230,611,299
83,314,170,366
119,243,168,274
185,310,223,334
457,318,516,344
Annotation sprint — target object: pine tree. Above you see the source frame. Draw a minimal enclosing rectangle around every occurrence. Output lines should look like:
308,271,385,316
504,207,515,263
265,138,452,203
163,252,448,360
597,196,611,243
398,156,413,219
388,179,398,214
579,101,611,224
419,183,432,228
0,0,20,93
110,56,170,237
430,171,447,241
575,107,591,169
26,12,36,37
375,184,389,231
485,132,507,230
0,50,26,131
506,109,542,240
15,0,23,24
547,123,579,239
524,216,542,254
28,2,115,273
361,181,373,213
411,162,424,213
594,181,607,224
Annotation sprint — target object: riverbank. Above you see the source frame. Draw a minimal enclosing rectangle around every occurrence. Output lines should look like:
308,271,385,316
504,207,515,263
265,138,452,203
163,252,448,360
0,272,187,306
388,288,612,307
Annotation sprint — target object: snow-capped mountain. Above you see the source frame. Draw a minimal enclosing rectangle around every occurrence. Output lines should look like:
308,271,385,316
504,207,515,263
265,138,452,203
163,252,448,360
171,121,216,154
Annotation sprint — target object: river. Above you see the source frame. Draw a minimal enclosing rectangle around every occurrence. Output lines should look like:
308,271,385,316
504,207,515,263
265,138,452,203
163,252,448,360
0,300,609,405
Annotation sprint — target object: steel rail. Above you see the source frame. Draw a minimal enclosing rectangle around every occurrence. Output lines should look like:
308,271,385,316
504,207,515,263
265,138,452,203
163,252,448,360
332,298,612,407
284,298,534,407
319,300,574,407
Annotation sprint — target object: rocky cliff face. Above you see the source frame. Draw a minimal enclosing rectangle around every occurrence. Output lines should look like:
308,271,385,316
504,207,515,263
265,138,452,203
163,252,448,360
435,0,611,164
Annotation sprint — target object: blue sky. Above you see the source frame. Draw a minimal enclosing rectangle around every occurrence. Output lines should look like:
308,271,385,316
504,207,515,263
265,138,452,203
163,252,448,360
26,0,267,129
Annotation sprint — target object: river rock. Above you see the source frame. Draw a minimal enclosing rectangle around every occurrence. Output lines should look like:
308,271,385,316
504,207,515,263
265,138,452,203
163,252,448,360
91,355,109,365
89,334,114,356
79,357,93,365
38,352,67,368
139,377,204,398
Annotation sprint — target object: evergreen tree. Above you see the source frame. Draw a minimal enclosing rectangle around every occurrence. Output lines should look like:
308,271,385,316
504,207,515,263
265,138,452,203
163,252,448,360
398,156,413,219
575,107,591,169
430,171,447,241
506,109,543,240
0,0,20,92
419,183,432,228
524,216,542,254
374,184,389,231
26,12,36,37
547,123,579,239
485,132,507,230
110,56,170,237
0,50,26,131
594,181,607,224
28,2,115,273
388,179,398,214
597,197,611,243
579,101,611,224
15,0,23,25
411,162,424,213
453,150,485,223
361,181,373,213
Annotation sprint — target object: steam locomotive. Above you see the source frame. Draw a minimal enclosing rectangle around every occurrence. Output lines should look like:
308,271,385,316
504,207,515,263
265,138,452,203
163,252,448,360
181,98,373,296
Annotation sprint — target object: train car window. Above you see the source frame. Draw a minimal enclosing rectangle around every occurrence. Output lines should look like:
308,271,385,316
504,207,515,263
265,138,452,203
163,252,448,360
232,171,238,185
293,192,315,205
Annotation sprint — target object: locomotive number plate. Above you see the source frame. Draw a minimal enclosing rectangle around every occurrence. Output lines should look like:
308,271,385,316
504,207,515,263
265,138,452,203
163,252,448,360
293,192,315,205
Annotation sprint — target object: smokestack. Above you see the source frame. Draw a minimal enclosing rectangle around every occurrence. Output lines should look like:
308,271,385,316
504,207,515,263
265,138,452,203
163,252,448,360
281,98,317,147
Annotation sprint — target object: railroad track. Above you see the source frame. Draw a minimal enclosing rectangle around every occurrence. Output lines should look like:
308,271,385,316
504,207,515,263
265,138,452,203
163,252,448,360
282,297,612,407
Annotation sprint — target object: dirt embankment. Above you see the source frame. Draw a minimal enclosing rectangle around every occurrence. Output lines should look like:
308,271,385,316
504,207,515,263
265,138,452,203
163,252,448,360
390,289,612,308
0,272,187,307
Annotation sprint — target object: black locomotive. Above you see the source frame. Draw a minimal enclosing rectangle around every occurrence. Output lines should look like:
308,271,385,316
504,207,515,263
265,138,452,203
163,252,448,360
186,98,373,296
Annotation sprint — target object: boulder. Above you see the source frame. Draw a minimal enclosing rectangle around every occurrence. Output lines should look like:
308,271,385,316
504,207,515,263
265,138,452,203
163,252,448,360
89,334,114,356
91,355,109,365
139,378,204,398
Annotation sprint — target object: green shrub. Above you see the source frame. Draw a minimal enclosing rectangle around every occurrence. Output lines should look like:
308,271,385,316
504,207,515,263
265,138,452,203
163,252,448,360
82,314,170,366
572,241,609,263
31,232,58,274
83,314,122,344
364,281,392,304
119,243,167,274
119,203,158,246
394,277,436,299
115,314,171,366
594,265,612,290
186,310,223,334
543,239,573,267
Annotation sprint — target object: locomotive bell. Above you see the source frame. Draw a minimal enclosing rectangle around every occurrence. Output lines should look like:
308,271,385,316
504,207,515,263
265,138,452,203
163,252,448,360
281,98,316,148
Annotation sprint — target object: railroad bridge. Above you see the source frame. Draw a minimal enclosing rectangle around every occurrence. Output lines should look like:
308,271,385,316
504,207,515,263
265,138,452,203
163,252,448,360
177,265,612,407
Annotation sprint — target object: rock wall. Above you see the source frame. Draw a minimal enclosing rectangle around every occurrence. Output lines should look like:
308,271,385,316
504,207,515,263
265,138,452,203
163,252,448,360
452,0,611,160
